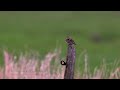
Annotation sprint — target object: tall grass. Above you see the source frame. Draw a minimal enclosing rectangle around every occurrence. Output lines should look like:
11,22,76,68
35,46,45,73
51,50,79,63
0,49,120,79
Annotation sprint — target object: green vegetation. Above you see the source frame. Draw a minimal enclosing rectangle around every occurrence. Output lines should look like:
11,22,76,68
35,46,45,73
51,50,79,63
0,11,120,71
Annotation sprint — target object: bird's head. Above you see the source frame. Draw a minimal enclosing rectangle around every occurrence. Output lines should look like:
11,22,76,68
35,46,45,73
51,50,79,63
66,36,71,43
66,36,76,45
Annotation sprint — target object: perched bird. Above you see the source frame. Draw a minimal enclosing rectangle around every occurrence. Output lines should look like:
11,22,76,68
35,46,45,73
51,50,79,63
66,36,76,45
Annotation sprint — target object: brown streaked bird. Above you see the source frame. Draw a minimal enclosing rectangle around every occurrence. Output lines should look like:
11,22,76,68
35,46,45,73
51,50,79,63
66,36,76,45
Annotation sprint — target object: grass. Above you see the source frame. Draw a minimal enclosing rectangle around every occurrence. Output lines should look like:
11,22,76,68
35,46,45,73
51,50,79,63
0,11,120,72
0,49,120,79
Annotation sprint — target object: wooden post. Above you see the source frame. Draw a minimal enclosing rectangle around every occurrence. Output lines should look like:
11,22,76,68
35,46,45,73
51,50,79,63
61,36,76,79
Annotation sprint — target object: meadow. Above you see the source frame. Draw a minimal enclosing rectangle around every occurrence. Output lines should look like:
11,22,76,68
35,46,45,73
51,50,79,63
0,11,120,74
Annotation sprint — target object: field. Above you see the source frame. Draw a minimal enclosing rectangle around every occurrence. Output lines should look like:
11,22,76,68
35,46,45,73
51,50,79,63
0,11,120,74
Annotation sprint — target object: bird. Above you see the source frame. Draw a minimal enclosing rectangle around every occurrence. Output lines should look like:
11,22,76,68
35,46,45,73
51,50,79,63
66,36,76,45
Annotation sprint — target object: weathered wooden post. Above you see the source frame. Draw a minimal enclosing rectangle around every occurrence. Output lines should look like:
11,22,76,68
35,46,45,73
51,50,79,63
61,36,76,79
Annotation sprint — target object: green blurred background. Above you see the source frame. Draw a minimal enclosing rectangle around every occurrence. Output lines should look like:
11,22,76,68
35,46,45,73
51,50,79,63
0,11,120,71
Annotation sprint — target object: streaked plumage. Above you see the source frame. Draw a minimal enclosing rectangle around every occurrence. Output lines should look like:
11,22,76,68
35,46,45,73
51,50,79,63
66,36,76,45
